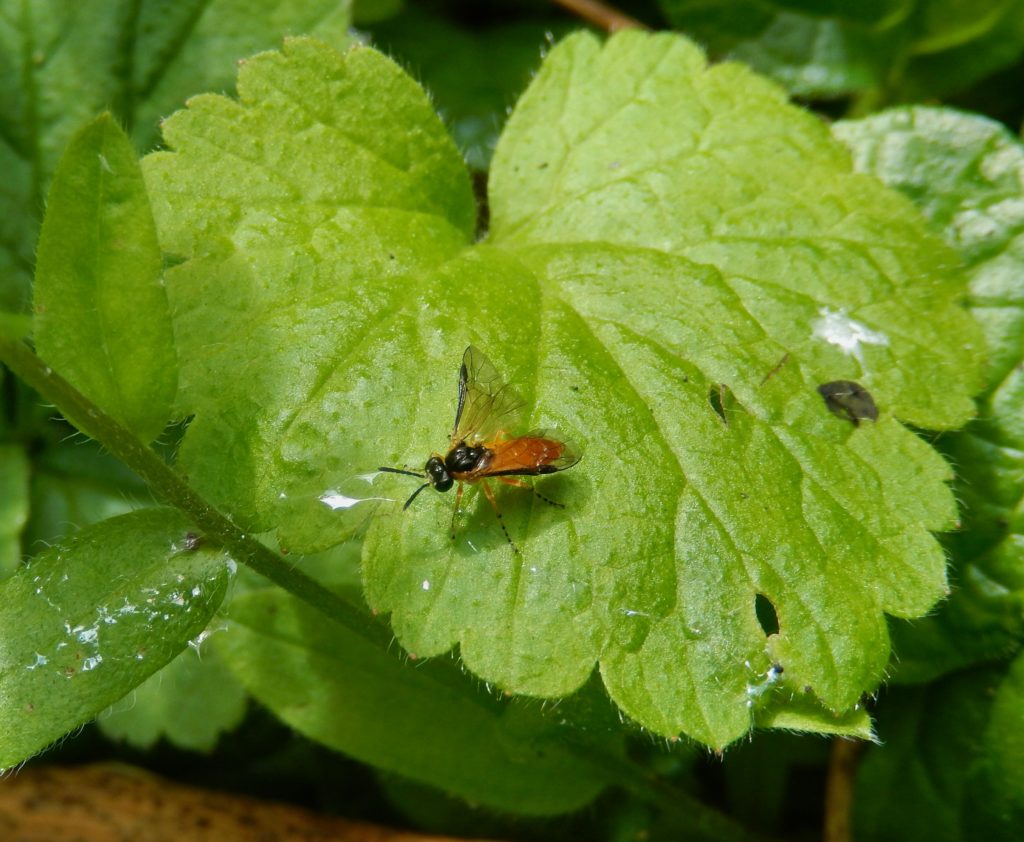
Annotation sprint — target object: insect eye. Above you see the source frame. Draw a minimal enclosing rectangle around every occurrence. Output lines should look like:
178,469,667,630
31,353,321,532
424,456,450,487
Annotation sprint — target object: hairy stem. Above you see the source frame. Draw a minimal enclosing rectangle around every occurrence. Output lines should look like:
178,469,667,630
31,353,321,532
0,335,392,649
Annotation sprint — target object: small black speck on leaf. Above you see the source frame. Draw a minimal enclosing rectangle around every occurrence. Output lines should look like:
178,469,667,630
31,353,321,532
818,380,878,426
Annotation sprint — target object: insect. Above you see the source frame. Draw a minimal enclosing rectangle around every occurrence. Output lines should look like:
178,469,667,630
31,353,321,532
817,380,878,426
379,346,580,552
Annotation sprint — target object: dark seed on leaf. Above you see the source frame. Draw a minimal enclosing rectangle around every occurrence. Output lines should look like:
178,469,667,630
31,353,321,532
817,380,878,426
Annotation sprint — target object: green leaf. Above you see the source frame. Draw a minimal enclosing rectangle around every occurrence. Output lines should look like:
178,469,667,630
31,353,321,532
367,5,566,169
142,36,475,537
128,0,353,153
0,312,32,340
0,508,233,768
352,0,402,25
854,658,1024,841
659,0,1024,102
24,439,149,551
909,0,1015,54
215,589,613,814
970,651,1024,838
658,0,907,97
0,0,352,312
144,33,982,749
98,644,246,751
754,689,875,740
898,1,1024,100
33,113,176,443
835,106,1024,681
0,443,29,578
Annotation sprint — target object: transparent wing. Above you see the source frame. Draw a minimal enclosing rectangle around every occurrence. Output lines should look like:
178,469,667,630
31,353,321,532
452,346,527,445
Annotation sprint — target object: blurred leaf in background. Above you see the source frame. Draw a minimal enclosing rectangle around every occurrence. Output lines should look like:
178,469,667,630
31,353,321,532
660,0,1024,110
363,2,570,170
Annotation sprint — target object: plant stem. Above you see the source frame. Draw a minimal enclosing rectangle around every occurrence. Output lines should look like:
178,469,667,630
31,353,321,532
824,737,863,842
1,335,764,839
551,0,648,32
0,336,393,649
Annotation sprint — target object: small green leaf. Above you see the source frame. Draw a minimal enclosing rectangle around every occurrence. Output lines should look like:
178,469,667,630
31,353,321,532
34,113,176,444
0,508,233,768
755,690,875,740
216,589,612,814
0,443,29,578
98,644,246,751
835,107,1024,681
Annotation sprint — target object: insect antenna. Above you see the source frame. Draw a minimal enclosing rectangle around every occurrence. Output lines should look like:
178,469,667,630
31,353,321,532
378,466,425,479
402,482,431,510
378,466,433,510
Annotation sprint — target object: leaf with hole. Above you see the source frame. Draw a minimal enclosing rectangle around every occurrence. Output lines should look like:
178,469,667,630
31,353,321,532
835,106,1024,682
142,33,982,748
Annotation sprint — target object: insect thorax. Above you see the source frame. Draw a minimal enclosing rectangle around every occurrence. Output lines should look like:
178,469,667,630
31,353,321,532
445,442,490,474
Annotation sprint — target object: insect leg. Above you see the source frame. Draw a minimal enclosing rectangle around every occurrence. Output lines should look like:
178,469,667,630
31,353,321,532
450,482,465,541
481,479,519,554
496,476,565,509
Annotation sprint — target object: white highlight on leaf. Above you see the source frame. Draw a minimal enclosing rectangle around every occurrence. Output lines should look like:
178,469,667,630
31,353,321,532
319,489,394,510
745,662,784,709
812,307,889,362
81,654,103,672
75,625,99,645
26,653,48,670
422,580,430,591
187,624,227,656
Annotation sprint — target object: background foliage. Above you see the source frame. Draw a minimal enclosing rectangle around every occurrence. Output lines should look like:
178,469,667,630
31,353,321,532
1,0,1022,840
